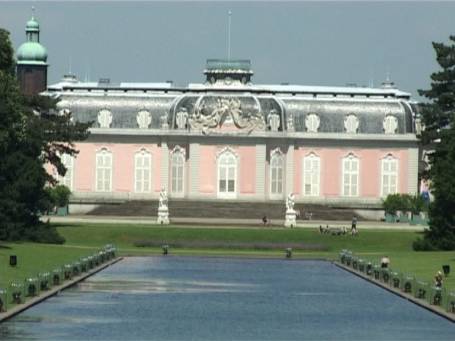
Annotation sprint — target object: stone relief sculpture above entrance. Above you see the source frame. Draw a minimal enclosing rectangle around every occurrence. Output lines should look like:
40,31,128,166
188,96,265,134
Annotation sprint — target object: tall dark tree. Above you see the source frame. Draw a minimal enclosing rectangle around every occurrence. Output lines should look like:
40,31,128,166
415,36,455,250
0,28,90,243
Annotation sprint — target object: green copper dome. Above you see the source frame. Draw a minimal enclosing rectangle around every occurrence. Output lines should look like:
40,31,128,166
16,14,48,65
17,42,48,64
26,17,40,31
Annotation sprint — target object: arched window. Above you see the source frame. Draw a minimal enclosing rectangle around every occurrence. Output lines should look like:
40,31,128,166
342,154,359,196
59,154,74,190
217,149,237,199
303,153,320,196
270,150,284,197
135,149,151,193
171,147,185,196
96,148,112,192
381,155,398,196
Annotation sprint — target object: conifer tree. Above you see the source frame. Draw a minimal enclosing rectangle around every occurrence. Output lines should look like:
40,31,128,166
0,28,90,243
415,36,455,250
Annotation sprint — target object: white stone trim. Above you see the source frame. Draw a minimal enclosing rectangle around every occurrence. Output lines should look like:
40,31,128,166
189,143,200,196
407,147,419,194
160,142,169,194
285,145,294,195
88,128,418,143
255,144,266,199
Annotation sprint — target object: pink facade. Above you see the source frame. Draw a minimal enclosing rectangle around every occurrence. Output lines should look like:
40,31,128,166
63,141,414,204
73,143,162,194
293,147,409,198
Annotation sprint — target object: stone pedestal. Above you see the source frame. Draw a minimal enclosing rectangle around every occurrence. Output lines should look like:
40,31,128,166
284,209,297,228
157,206,169,225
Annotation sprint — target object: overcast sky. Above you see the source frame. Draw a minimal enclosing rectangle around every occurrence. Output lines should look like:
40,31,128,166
1,1,454,98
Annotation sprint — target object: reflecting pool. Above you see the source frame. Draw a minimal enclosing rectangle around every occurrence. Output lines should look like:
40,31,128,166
1,257,454,340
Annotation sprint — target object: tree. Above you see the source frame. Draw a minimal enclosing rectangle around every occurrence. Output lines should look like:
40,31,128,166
0,28,90,243
414,36,455,250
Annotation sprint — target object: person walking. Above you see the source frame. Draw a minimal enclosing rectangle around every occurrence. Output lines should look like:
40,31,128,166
351,216,358,235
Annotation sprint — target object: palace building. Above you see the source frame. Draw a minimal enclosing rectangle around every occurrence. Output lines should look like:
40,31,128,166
17,15,420,212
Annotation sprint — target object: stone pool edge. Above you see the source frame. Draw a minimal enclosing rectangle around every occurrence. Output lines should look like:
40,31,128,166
334,261,455,323
0,257,123,323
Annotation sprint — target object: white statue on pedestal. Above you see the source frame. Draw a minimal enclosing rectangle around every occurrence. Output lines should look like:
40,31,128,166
157,188,170,225
285,192,297,228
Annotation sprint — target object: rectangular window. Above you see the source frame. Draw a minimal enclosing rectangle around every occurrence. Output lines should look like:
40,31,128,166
270,153,284,197
303,155,320,196
342,156,359,196
59,154,74,190
96,150,112,192
381,157,398,196
135,152,151,193
171,151,185,195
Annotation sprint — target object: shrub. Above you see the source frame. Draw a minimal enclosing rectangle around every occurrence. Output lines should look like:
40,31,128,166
51,185,71,207
44,185,71,211
382,194,408,215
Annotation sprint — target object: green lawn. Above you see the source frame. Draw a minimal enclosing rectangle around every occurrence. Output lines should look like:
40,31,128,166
1,223,454,293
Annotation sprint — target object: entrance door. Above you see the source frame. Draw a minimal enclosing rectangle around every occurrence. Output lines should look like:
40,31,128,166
218,151,237,199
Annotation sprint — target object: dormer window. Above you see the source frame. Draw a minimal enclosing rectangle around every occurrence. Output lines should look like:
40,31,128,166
98,109,112,128
383,115,398,134
137,110,151,129
305,113,320,133
344,114,359,134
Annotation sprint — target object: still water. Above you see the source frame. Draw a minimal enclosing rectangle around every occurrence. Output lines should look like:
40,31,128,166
1,257,454,340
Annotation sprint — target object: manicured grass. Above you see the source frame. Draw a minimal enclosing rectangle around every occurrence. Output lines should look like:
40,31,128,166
0,243,97,290
1,223,454,294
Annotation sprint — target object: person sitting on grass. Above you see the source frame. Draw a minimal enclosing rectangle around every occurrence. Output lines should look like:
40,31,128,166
380,256,390,268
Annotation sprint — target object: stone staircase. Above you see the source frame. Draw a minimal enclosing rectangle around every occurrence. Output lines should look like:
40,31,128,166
88,200,365,221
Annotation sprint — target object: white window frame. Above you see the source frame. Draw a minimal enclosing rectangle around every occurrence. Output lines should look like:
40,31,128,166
170,146,185,197
95,148,113,192
381,155,399,196
342,153,359,197
217,147,238,199
134,149,152,193
59,153,74,191
303,153,321,196
270,149,284,198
